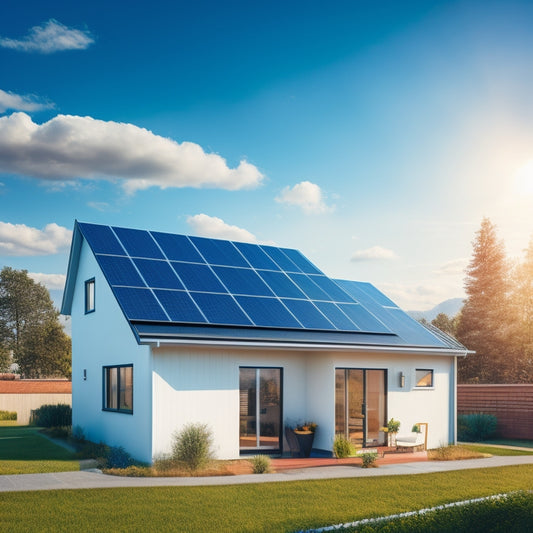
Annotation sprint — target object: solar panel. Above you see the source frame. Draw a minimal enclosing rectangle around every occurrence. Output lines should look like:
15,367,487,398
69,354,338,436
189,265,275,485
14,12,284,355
153,289,207,323
233,241,281,271
189,292,253,326
133,258,184,290
281,299,336,330
287,273,332,301
171,262,227,293
308,275,355,303
151,231,205,263
235,296,301,328
211,266,274,297
337,303,390,333
281,248,323,275
78,223,125,255
261,245,302,272
96,255,145,287
189,236,249,267
256,270,307,299
314,301,360,331
113,287,168,321
113,227,165,259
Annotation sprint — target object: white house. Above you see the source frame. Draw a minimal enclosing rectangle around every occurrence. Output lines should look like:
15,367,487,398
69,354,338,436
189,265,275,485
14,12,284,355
61,221,467,463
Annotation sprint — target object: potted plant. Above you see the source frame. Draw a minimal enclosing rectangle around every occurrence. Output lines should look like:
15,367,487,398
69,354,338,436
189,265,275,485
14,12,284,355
386,418,401,446
292,422,317,458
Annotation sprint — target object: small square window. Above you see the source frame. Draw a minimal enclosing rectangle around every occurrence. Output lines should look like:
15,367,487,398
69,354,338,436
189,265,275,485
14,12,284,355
85,278,95,314
415,369,433,388
103,365,133,413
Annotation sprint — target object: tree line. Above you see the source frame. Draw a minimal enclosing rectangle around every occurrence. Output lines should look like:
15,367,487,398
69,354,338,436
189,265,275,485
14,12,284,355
0,267,71,379
425,217,533,384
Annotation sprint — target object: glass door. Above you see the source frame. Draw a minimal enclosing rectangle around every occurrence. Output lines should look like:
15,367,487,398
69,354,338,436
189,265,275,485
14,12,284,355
239,367,282,452
335,368,387,447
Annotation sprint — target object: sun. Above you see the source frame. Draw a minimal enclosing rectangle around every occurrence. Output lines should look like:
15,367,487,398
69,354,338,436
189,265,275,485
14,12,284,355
515,160,533,195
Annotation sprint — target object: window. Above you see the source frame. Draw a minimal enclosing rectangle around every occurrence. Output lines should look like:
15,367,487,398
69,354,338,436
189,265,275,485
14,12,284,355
85,278,95,313
415,369,433,388
103,365,133,413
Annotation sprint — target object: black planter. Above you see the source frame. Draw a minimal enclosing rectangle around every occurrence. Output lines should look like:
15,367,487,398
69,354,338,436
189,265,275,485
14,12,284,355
295,432,315,458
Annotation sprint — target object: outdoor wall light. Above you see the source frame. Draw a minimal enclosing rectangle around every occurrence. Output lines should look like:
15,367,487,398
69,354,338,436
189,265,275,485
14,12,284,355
399,372,405,388
83,369,87,381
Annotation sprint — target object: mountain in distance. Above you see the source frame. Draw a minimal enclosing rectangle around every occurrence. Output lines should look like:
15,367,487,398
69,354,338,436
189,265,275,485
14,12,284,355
408,297,464,323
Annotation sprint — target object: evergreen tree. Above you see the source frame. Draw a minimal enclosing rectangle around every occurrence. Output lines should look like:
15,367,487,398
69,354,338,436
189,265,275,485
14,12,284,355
456,218,511,383
0,267,71,378
431,312,458,337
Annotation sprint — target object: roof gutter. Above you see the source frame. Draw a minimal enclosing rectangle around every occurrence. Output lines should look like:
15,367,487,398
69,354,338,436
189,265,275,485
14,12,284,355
140,336,470,357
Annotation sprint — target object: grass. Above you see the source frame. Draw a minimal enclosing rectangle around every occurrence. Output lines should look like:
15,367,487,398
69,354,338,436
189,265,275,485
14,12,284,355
463,444,533,457
1,465,533,532
0,425,79,475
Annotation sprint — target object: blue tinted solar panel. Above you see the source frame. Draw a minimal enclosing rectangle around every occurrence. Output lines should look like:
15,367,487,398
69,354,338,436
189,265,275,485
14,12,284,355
314,301,359,331
212,266,274,297
153,290,207,323
261,245,302,272
189,236,248,267
337,303,391,333
281,299,336,329
308,275,355,303
113,227,165,259
235,296,302,328
288,273,331,301
96,255,145,287
171,262,227,293
336,280,398,308
257,270,307,299
282,248,323,275
233,241,281,270
113,287,168,321
133,259,184,290
151,232,205,263
79,223,125,255
190,292,253,326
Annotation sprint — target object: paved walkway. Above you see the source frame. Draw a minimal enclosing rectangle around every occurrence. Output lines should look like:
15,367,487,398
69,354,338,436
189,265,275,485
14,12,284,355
1,455,533,493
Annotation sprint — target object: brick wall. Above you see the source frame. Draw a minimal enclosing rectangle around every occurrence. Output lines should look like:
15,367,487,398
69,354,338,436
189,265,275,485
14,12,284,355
457,384,533,440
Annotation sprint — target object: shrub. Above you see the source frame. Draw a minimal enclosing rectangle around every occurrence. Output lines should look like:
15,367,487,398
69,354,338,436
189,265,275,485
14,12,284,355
171,423,214,471
458,413,498,442
360,451,379,468
250,455,271,474
71,425,86,443
30,404,72,427
106,446,134,469
333,435,355,458
0,410,17,421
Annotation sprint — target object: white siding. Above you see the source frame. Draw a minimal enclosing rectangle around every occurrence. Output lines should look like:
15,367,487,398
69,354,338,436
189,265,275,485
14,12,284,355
70,241,153,463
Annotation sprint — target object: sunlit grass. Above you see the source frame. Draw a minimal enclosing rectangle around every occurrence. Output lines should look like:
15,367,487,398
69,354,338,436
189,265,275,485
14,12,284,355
1,465,533,532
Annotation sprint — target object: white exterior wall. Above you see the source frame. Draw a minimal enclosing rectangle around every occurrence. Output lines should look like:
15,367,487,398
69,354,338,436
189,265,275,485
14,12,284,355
151,345,457,459
71,241,153,463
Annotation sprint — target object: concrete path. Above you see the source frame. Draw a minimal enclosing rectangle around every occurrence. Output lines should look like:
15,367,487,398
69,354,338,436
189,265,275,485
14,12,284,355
1,455,533,493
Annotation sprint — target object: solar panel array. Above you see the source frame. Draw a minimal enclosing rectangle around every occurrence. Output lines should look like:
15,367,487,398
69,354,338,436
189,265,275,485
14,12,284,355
78,222,392,334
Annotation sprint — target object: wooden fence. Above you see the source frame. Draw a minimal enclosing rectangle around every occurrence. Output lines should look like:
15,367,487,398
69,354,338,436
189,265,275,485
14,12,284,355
457,384,533,440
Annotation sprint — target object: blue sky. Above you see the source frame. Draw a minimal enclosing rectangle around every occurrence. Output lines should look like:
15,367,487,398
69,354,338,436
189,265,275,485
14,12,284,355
1,0,533,312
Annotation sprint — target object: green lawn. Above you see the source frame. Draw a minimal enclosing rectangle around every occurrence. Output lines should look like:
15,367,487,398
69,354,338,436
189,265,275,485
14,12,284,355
464,443,533,456
1,465,533,532
0,425,79,474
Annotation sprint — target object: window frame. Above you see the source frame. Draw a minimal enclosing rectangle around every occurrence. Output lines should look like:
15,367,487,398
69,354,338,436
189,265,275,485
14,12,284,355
415,368,434,388
102,364,133,414
85,278,95,314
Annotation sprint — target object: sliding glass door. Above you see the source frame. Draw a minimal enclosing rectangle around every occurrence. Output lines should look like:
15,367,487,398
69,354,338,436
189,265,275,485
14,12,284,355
239,367,282,452
335,368,387,447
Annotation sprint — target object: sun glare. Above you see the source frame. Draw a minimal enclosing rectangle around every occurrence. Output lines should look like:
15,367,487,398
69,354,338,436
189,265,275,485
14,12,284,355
515,160,533,195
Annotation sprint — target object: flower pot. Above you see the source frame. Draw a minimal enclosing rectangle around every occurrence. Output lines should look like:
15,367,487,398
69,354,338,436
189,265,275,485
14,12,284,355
294,432,314,458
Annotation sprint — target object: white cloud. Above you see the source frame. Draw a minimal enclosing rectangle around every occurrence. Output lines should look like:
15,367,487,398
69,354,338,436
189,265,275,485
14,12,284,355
275,181,332,214
0,89,54,113
87,201,111,211
433,258,468,276
28,272,66,290
187,214,259,243
0,112,264,192
350,246,398,262
0,222,72,256
0,19,94,53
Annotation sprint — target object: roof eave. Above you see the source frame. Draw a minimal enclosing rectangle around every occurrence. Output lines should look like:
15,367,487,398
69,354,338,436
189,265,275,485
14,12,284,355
60,220,83,316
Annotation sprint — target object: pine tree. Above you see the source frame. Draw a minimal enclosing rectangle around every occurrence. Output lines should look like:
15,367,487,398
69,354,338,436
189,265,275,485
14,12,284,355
456,218,511,383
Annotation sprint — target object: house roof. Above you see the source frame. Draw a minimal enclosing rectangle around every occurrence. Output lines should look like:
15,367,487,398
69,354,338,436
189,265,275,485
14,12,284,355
61,221,467,354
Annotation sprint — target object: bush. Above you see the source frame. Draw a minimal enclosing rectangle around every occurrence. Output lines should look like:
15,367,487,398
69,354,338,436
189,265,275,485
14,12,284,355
250,455,271,474
458,413,498,442
360,451,379,468
333,435,355,458
0,410,17,421
171,423,214,471
30,404,72,427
